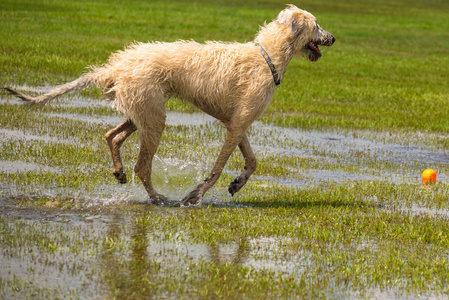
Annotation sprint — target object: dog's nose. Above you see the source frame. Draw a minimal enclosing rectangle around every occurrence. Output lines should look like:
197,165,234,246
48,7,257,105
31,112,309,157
332,36,336,44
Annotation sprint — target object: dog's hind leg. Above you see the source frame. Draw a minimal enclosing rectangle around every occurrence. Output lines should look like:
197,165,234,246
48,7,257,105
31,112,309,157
133,105,167,204
228,133,257,196
104,119,137,184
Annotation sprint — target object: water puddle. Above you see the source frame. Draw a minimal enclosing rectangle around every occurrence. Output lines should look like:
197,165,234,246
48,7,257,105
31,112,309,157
0,128,76,145
2,93,449,201
3,91,448,175
166,111,216,126
0,160,59,174
252,122,449,169
2,93,449,299
0,207,111,299
302,168,385,182
48,112,125,126
401,204,449,219
0,205,304,299
46,111,216,127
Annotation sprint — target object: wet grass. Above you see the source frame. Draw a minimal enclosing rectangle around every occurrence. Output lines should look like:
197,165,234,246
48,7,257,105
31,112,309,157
2,97,449,299
1,0,449,299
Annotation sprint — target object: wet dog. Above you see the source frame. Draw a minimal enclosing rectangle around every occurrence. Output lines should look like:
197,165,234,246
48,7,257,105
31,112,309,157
4,5,335,205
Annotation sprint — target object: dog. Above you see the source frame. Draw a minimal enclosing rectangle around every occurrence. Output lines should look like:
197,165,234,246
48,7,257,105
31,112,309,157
4,5,335,206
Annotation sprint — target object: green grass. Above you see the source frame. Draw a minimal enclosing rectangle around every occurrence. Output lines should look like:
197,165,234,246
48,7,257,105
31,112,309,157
1,0,449,299
1,0,448,132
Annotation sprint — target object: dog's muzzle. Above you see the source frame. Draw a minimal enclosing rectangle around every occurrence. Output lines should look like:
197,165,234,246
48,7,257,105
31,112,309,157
306,30,335,62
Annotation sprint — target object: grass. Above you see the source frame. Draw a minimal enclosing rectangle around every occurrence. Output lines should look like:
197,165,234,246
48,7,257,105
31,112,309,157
1,0,448,131
1,0,449,299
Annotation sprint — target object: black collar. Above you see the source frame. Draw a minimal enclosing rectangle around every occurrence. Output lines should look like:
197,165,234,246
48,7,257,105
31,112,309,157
257,44,281,86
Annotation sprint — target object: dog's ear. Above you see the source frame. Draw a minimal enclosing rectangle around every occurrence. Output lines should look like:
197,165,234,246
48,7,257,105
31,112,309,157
290,12,305,37
277,9,304,37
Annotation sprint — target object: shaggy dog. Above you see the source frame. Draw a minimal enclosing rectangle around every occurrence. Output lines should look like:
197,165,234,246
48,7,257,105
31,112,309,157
4,5,335,206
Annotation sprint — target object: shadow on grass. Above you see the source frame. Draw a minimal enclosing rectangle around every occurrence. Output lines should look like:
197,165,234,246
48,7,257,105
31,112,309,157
237,199,383,210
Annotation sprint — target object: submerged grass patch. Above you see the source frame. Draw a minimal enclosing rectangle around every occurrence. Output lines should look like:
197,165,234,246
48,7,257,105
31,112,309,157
2,88,449,300
3,108,449,299
2,186,449,299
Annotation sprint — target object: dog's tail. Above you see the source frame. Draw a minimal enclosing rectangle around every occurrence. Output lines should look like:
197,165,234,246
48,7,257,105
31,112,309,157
3,73,93,107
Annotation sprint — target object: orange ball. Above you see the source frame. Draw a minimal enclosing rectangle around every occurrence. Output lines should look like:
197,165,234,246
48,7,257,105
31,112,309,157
422,169,437,185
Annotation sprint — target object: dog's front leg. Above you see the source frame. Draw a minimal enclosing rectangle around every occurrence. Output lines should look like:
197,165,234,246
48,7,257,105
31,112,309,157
181,127,246,206
228,133,257,196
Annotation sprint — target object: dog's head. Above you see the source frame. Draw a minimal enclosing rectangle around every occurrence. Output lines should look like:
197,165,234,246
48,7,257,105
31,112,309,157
277,5,335,62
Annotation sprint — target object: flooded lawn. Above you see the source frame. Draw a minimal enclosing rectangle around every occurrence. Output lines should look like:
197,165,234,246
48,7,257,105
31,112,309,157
1,94,449,299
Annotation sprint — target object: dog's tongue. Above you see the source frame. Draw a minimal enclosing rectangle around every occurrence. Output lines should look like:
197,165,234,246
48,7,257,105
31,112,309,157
308,42,322,62
308,55,318,62
308,42,322,55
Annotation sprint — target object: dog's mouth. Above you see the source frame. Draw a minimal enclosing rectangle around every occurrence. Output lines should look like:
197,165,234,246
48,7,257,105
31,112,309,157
306,42,322,62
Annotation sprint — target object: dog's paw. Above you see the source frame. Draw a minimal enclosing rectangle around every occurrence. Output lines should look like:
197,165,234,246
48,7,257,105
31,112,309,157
113,171,128,184
228,176,242,196
181,190,201,207
150,193,168,205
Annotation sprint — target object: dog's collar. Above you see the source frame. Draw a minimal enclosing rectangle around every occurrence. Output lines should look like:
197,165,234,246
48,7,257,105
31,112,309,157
257,44,281,86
